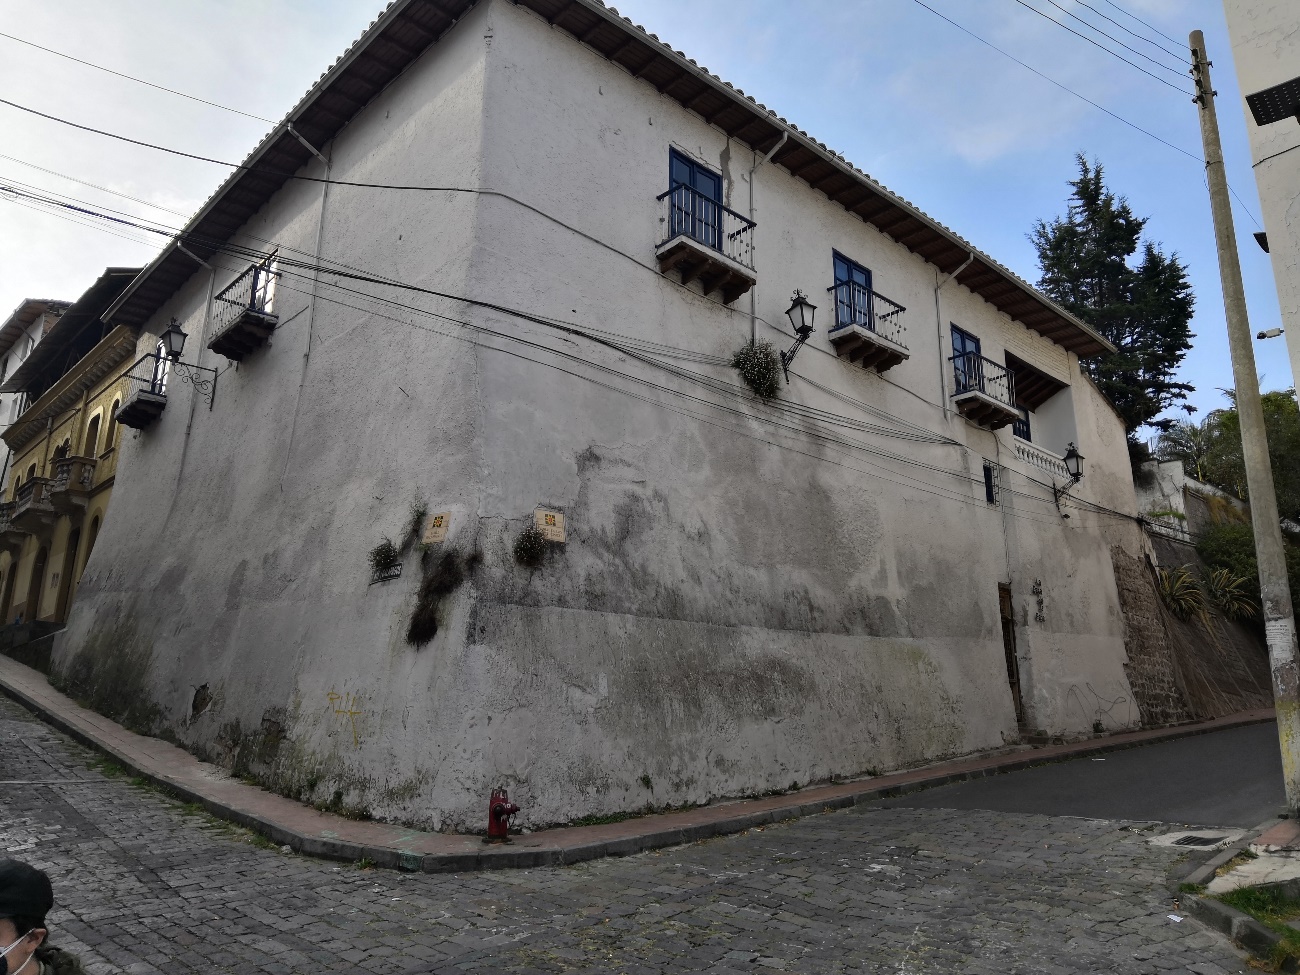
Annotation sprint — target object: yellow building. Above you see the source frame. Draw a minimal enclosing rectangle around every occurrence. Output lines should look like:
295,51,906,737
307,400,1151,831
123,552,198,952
0,269,139,626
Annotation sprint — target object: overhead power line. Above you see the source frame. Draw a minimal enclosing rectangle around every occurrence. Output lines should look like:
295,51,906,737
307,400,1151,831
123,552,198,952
1007,0,1193,94
1100,0,1182,47
910,0,1197,159
909,0,1263,228
0,30,275,123
1035,0,1190,70
0,153,192,217
1070,0,1189,63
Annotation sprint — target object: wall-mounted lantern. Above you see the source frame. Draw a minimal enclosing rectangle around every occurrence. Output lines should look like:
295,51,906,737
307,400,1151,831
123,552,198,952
160,318,188,360
1053,442,1085,515
779,290,817,383
1062,442,1084,482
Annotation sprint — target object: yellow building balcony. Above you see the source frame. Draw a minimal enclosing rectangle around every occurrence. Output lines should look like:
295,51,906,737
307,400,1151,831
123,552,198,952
12,478,55,532
50,456,97,514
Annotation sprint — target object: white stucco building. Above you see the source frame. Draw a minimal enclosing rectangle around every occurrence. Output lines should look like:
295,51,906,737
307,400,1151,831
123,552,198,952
1223,0,1300,383
0,299,67,486
53,0,1162,830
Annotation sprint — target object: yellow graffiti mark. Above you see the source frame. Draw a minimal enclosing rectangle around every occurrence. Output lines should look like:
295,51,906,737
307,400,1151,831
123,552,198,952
327,690,364,748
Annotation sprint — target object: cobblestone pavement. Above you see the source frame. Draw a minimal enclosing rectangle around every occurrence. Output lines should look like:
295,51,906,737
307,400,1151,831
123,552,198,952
1,696,1248,974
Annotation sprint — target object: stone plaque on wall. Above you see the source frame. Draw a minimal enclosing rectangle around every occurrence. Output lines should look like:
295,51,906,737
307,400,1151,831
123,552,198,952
422,511,451,545
534,508,566,543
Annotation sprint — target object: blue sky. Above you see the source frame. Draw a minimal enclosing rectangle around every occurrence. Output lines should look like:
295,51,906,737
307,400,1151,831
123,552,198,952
0,0,1283,433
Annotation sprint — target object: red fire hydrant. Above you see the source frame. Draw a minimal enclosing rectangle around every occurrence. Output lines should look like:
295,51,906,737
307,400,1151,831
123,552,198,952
484,787,520,844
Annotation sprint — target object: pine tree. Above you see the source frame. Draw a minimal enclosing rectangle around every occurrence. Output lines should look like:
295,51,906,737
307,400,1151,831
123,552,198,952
1030,155,1195,436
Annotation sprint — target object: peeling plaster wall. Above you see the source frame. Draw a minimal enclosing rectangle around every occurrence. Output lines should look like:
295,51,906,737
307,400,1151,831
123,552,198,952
1224,0,1300,389
56,0,1144,831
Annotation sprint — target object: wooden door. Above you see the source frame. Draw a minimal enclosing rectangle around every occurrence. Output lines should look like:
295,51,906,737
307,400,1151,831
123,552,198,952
998,584,1025,727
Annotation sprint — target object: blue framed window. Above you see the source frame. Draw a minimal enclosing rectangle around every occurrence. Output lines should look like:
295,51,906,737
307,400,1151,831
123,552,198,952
1012,408,1031,442
668,148,723,250
831,252,873,330
951,324,982,394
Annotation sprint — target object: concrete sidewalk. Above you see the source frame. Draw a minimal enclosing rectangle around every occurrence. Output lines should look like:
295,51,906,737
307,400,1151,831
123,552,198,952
0,653,1277,874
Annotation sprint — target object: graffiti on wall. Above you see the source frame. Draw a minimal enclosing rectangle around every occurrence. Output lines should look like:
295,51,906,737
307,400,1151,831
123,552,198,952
327,690,364,748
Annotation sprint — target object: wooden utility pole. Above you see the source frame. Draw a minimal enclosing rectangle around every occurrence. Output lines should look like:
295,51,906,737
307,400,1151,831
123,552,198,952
1191,30,1300,813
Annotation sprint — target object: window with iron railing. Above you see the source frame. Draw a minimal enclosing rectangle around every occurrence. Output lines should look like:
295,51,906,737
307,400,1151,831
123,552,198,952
656,149,755,270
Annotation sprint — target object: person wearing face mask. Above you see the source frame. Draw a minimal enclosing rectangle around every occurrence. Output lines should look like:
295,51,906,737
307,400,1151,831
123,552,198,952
0,860,84,975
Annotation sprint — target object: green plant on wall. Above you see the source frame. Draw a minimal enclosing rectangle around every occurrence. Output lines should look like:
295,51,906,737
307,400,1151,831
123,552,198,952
513,524,546,568
367,537,400,575
1157,564,1208,624
731,340,780,399
1203,567,1258,622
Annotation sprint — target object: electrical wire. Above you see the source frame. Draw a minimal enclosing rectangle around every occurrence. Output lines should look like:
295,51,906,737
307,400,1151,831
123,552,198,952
0,31,274,123
1069,0,1189,63
0,153,192,217
1033,0,1190,72
1007,0,1194,93
910,0,1199,162
909,1,1264,228
1100,0,1183,48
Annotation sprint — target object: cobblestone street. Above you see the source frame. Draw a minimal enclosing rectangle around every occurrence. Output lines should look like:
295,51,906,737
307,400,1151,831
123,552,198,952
1,695,1247,974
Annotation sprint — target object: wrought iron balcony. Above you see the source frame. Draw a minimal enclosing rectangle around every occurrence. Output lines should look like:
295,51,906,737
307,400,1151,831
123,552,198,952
12,477,55,531
826,282,909,373
114,352,216,431
655,184,756,304
209,258,278,361
950,352,1018,429
115,354,170,430
49,456,96,513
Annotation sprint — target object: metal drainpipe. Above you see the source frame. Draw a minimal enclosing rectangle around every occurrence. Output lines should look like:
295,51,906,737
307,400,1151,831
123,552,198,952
934,252,974,418
748,132,788,344
176,241,215,437
289,123,331,372
279,124,331,485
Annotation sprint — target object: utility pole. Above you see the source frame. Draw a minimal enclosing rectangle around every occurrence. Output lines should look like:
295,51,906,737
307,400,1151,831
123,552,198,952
1191,30,1300,814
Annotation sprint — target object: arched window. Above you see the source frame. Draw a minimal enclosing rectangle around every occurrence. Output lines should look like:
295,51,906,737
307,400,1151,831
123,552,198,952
84,415,101,459
25,463,35,482
105,400,120,451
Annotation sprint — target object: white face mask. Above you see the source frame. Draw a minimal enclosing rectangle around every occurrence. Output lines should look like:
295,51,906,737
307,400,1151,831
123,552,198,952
0,933,33,975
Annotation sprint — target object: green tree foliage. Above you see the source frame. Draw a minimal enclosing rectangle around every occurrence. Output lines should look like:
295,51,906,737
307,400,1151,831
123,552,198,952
1196,521,1300,617
1156,389,1300,522
1031,155,1195,435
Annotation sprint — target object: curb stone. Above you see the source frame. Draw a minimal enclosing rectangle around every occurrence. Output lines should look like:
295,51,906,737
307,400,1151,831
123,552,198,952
1169,818,1300,973
0,654,1279,873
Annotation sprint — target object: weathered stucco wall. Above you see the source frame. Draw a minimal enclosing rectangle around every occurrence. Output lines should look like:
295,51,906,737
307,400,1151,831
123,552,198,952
55,0,1146,831
1224,0,1300,389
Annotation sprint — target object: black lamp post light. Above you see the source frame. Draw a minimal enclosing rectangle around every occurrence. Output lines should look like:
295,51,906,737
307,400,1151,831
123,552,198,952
143,319,219,409
1052,441,1085,515
779,290,817,383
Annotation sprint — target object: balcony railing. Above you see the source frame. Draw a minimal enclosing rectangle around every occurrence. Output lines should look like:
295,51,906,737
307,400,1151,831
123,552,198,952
13,477,54,529
0,502,15,534
52,456,96,492
656,184,755,270
214,259,277,333
210,258,278,361
1013,439,1071,480
951,352,1016,409
114,353,171,430
828,282,907,348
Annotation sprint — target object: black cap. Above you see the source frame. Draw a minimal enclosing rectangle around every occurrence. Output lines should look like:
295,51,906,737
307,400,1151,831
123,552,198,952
0,860,53,923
